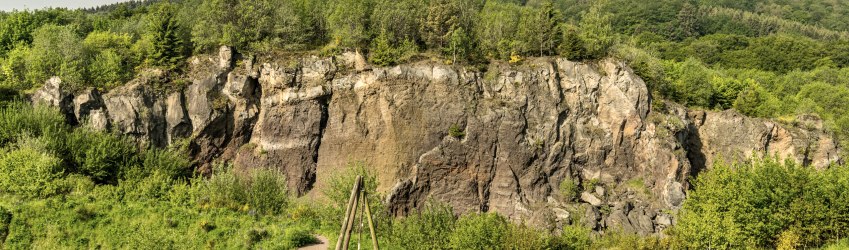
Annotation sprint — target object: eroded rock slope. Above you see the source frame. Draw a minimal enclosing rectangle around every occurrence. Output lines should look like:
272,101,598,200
32,47,841,235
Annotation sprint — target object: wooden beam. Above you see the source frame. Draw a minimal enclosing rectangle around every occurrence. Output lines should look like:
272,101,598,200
335,175,362,250
363,188,380,250
342,176,363,250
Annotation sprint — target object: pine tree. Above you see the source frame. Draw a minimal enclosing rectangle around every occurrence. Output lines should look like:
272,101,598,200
559,25,588,60
674,1,700,40
148,3,186,71
537,1,561,56
420,0,459,50
369,30,397,66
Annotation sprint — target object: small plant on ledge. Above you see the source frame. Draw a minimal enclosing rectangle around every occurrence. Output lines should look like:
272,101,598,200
449,124,466,139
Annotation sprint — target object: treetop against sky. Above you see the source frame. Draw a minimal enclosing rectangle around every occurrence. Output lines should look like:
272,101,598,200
0,0,128,12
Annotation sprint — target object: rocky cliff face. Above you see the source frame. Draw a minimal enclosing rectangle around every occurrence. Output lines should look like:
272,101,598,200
32,47,842,235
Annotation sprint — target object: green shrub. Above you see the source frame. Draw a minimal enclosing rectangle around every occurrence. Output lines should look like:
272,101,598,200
387,201,456,250
448,124,465,139
0,145,65,198
592,230,666,250
283,225,318,248
670,158,849,249
448,212,508,250
0,206,11,244
582,178,601,192
502,223,550,250
140,147,191,180
552,224,593,250
0,102,66,147
560,178,579,200
64,129,139,184
199,165,289,215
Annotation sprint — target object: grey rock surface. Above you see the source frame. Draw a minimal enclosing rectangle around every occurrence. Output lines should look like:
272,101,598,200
30,53,842,235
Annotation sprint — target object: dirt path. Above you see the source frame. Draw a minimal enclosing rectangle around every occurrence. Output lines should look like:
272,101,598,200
298,235,330,250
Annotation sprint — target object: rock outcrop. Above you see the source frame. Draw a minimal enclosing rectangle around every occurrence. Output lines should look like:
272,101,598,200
32,47,842,235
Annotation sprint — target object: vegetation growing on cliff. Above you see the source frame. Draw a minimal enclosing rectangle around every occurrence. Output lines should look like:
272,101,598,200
2,0,849,249
1,0,848,150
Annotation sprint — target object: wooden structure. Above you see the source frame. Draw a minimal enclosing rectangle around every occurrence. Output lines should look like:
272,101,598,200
335,176,379,250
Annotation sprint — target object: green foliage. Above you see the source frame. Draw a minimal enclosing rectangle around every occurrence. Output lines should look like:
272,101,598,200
0,141,65,198
517,0,561,57
554,224,594,250
445,27,472,63
64,129,138,184
0,206,10,244
370,0,425,45
670,158,849,249
559,178,579,200
198,165,289,215
448,212,508,250
368,30,404,67
88,49,128,89
582,178,601,192
386,201,456,250
475,1,522,60
0,103,66,147
190,0,318,52
326,0,372,49
559,25,589,61
502,222,551,249
145,2,187,71
578,2,615,59
26,25,86,90
420,0,460,50
448,124,465,139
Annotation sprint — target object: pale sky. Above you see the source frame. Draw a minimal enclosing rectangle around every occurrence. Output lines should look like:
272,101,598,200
0,0,130,12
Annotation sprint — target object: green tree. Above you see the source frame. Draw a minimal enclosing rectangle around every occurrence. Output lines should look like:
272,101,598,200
369,30,398,66
84,31,134,88
673,1,701,40
420,0,460,50
0,46,31,91
326,0,372,49
190,0,315,52
25,25,86,89
146,3,187,71
578,1,615,59
518,0,561,56
670,159,849,249
446,27,471,63
371,0,426,44
559,25,589,60
475,1,521,59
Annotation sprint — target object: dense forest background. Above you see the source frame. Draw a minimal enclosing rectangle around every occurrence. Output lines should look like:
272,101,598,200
2,0,849,249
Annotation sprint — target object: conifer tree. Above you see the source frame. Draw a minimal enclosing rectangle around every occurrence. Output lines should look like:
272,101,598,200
147,3,186,71
369,30,397,66
420,0,459,50
674,1,701,40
